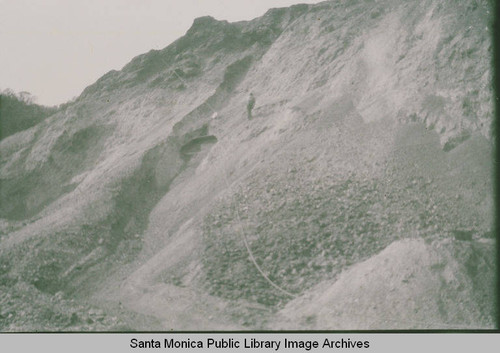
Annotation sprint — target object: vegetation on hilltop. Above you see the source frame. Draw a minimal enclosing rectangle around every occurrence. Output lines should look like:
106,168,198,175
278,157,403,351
0,90,57,140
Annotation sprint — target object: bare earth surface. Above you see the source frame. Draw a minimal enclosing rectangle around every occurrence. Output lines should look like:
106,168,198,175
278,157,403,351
0,0,495,331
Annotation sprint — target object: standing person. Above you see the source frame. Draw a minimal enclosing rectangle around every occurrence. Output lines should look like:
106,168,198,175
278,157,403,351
247,93,255,119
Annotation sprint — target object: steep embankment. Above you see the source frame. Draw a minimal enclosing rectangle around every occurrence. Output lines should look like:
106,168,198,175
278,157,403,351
272,238,496,329
0,0,495,330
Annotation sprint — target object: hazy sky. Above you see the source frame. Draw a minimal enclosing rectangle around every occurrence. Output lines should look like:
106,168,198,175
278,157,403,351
0,0,320,106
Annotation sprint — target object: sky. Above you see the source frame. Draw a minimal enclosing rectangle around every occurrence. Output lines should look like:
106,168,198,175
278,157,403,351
0,0,320,106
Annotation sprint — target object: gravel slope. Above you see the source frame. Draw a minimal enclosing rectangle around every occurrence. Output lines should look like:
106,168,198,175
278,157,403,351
0,0,495,330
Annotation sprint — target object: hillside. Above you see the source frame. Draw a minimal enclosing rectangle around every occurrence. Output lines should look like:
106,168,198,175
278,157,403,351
0,0,496,331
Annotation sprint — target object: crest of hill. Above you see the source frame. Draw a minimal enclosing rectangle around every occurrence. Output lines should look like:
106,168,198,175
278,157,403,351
79,4,311,100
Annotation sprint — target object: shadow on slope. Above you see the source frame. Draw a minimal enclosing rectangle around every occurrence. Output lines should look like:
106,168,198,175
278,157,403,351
0,125,114,220
61,126,219,296
0,121,218,302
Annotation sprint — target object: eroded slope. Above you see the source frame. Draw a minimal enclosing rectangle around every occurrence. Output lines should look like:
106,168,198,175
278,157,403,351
0,0,495,330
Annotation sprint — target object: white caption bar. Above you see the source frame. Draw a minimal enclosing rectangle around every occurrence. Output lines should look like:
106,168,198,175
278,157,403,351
1,333,499,353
